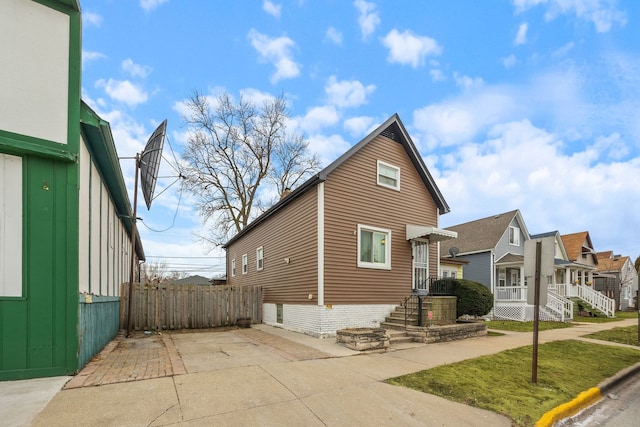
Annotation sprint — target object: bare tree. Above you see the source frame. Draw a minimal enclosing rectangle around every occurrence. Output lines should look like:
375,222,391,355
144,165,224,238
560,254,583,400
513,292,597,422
181,91,320,246
140,261,190,283
140,260,169,283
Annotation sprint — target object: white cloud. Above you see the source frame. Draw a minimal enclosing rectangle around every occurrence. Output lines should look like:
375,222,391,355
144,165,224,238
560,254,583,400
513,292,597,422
515,22,528,45
413,88,518,148
96,79,149,107
454,73,484,90
263,0,281,18
239,88,277,107
412,68,594,148
298,105,340,133
430,69,446,82
437,119,640,256
502,54,517,68
82,50,107,65
381,29,442,68
513,0,627,33
307,133,352,166
552,41,575,57
354,0,380,41
122,58,152,79
83,11,103,27
325,76,376,108
140,0,169,12
248,29,301,84
344,116,375,137
325,27,343,45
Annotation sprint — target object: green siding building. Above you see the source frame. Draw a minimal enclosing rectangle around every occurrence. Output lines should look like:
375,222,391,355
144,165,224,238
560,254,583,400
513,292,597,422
0,0,144,381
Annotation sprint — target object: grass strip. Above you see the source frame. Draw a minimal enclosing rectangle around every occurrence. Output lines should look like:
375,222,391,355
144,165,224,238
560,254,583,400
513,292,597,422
386,340,640,426
584,325,640,346
486,320,573,332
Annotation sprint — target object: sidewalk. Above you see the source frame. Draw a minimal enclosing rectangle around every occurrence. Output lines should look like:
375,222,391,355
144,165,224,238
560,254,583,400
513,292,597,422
2,319,638,426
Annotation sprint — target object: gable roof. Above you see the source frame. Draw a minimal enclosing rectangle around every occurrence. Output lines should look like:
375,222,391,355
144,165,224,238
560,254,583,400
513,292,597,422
596,252,630,273
224,114,450,248
440,210,524,256
173,275,213,285
560,231,596,264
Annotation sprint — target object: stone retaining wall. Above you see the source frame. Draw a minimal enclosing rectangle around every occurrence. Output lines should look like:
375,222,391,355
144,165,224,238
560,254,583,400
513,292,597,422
336,328,390,351
406,321,487,344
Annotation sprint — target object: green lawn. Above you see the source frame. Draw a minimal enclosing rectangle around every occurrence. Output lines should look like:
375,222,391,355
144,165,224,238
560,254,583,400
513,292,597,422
585,325,640,346
486,320,573,332
386,340,640,426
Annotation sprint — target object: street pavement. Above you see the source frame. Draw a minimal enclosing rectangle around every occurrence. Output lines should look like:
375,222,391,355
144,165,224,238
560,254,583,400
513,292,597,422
1,318,638,426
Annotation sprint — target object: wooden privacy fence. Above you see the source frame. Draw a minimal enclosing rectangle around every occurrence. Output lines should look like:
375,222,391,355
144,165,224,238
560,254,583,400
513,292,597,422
120,283,262,331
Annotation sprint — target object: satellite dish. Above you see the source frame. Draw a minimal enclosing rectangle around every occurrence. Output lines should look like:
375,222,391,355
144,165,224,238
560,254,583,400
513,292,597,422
140,119,167,210
449,247,459,258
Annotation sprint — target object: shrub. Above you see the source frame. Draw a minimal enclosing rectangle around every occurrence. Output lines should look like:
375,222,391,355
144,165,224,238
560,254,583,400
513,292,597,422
451,279,494,317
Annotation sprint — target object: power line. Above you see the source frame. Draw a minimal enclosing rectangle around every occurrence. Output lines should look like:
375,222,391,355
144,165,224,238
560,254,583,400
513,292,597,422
145,255,226,259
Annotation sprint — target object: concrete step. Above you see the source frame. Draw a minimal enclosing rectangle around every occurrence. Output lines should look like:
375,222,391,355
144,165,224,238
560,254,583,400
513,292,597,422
385,314,419,323
389,335,415,345
380,321,417,330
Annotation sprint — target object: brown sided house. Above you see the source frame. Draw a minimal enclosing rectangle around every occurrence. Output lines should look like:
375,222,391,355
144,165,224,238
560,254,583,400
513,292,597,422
223,114,457,337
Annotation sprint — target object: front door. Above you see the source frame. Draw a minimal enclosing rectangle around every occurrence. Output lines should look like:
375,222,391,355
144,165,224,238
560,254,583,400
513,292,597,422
412,240,429,292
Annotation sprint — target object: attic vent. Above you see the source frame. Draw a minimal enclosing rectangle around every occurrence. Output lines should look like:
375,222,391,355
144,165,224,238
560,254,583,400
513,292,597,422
381,126,400,142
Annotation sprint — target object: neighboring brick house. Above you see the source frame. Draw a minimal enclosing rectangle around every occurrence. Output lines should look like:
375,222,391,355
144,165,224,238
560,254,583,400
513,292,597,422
224,114,457,337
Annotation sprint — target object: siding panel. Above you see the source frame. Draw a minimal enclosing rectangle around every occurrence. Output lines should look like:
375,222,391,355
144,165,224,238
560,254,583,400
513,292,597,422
226,188,318,304
323,135,440,304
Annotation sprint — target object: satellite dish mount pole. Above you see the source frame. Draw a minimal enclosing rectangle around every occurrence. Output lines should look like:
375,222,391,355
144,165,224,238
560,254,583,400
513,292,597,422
126,153,140,338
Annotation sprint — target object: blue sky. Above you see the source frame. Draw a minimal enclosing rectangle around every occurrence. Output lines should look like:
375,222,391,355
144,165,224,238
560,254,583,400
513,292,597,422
81,0,640,277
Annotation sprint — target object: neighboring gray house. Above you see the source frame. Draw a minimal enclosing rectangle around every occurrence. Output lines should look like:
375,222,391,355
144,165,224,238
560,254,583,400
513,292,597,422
441,210,530,292
440,211,615,321
441,210,575,321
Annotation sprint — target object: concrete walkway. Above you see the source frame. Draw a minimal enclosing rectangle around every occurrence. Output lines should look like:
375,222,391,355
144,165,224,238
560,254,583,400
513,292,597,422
2,319,638,426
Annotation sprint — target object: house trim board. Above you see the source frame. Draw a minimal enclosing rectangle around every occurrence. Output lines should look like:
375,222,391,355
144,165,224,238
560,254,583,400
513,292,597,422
317,182,325,305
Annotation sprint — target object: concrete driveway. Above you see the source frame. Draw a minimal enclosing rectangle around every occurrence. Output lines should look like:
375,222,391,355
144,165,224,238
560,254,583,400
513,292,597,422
25,324,512,426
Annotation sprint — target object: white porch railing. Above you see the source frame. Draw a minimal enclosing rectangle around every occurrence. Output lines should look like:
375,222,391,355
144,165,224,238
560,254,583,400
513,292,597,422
495,286,573,322
547,291,573,322
576,284,616,317
495,286,527,302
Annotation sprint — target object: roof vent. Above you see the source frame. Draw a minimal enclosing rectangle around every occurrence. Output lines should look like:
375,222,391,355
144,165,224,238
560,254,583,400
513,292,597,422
381,125,400,142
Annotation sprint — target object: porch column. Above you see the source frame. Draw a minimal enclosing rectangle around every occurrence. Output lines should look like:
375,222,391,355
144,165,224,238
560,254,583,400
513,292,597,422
588,271,593,284
565,267,570,286
520,266,525,286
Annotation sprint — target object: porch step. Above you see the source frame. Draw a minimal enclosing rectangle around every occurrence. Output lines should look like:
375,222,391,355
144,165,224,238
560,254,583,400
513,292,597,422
571,298,607,317
381,321,410,330
386,329,415,345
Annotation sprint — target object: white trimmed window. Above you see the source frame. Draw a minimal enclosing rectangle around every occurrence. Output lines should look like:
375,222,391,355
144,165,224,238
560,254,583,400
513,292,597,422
0,154,22,297
509,226,520,246
256,247,264,271
498,269,506,287
231,259,236,277
377,160,400,190
242,254,248,275
357,225,391,270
